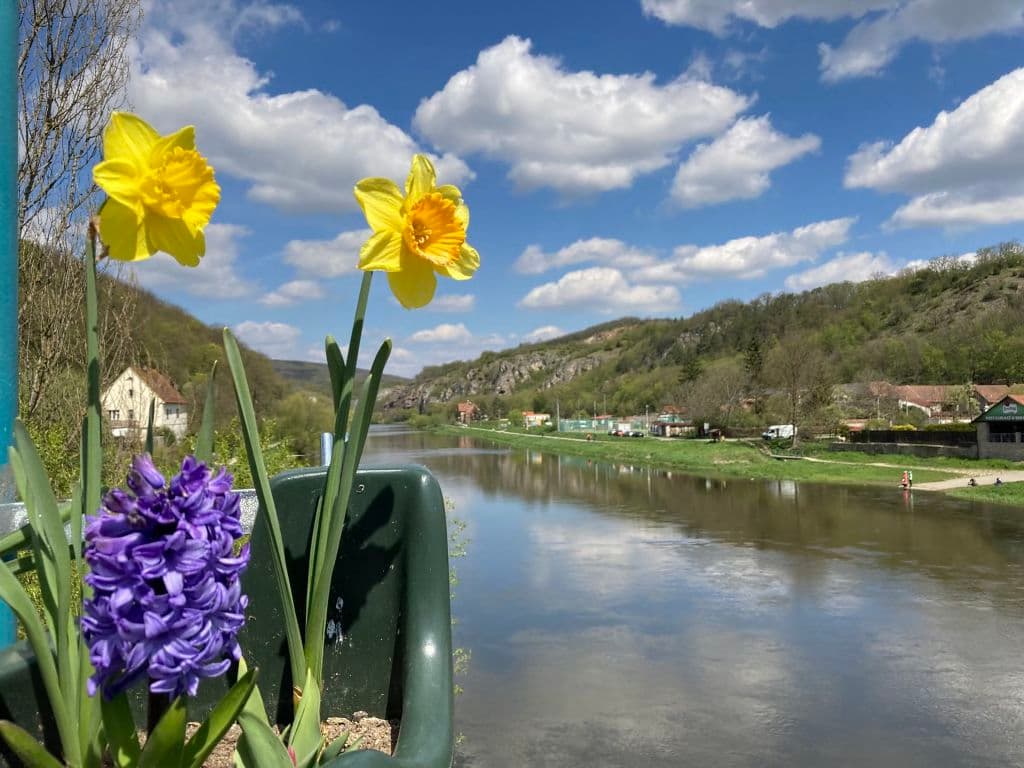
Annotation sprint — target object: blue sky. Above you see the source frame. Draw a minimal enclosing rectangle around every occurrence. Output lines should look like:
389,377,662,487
125,0,1024,377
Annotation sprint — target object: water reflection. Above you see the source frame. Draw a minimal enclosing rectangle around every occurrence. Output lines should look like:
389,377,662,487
363,427,1024,768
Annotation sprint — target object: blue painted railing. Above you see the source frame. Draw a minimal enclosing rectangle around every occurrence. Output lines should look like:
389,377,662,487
0,2,19,645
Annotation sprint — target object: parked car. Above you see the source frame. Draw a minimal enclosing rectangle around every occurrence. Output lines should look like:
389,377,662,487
762,424,796,440
629,431,644,437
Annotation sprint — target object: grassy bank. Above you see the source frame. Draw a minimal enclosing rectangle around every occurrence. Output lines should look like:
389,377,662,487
441,426,960,486
948,483,1024,506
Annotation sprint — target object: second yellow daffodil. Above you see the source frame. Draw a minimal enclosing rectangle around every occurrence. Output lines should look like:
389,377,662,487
93,112,220,267
354,154,479,309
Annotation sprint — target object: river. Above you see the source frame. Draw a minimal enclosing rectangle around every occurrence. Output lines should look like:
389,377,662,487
361,426,1024,768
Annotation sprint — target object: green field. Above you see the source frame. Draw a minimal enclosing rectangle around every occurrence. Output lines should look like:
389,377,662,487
442,426,961,487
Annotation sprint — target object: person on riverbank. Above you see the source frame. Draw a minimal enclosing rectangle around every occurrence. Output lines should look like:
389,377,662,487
901,470,909,490
968,478,978,487
908,470,913,488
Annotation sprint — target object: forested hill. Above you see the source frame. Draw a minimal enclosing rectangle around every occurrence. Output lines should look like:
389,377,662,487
380,242,1024,420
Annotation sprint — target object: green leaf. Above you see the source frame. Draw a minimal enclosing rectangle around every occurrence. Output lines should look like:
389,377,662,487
321,729,351,761
145,397,156,456
287,669,322,761
138,696,186,768
82,233,102,528
235,710,293,768
182,667,257,768
222,328,306,694
0,720,64,768
306,339,391,681
0,559,72,758
194,360,218,464
324,336,345,416
101,694,141,768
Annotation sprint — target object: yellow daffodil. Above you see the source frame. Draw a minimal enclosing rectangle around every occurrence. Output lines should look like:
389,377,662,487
354,154,479,309
93,112,220,266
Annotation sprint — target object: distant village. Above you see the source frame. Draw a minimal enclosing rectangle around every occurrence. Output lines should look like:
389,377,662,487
454,382,1024,461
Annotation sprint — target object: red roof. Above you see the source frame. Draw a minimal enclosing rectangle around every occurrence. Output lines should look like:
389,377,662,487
893,385,952,406
135,367,186,405
974,384,1010,403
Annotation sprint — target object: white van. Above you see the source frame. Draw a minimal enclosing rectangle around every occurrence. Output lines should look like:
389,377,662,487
762,424,796,440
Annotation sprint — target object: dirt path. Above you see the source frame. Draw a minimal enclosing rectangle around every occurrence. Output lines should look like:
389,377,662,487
777,454,1024,490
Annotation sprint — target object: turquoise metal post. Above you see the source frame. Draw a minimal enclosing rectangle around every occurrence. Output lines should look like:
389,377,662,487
0,1,18,645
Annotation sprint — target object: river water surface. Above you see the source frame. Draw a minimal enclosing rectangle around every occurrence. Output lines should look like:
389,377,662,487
362,427,1024,768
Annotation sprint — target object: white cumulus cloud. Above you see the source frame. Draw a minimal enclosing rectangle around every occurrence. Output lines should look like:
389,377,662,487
642,0,892,35
515,238,659,275
784,251,896,290
408,323,474,344
845,68,1024,227
642,0,1023,82
130,0,470,214
414,36,750,195
518,267,679,311
282,229,370,277
430,294,476,312
671,115,820,207
665,217,855,279
131,223,256,298
232,320,304,359
819,0,1024,82
524,325,566,343
259,279,325,306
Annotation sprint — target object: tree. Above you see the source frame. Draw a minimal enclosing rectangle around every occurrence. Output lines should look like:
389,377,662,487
766,334,832,446
17,0,143,428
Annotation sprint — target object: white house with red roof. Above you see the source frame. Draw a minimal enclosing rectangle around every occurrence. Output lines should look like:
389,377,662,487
101,366,189,440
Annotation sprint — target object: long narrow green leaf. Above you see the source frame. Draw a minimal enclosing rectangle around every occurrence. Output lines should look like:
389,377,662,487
344,272,373,389
77,642,101,768
0,721,64,768
288,669,322,760
182,667,257,768
324,336,345,416
222,329,305,690
83,231,102,531
12,423,75,750
101,694,140,768
144,398,156,456
138,696,186,768
69,481,84,585
235,711,293,768
306,339,391,681
0,559,73,757
194,361,218,464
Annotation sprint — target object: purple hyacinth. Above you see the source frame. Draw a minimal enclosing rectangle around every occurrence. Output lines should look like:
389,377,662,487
82,454,250,699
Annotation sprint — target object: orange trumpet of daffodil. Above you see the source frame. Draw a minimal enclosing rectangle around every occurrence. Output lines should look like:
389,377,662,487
93,112,220,266
354,154,479,308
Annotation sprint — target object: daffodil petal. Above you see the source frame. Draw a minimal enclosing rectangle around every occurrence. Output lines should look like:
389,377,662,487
359,230,402,272
150,125,196,160
145,215,204,267
104,112,159,166
435,184,462,204
454,202,469,230
98,199,149,262
93,159,143,212
354,178,403,232
436,243,480,281
388,254,437,309
405,155,436,203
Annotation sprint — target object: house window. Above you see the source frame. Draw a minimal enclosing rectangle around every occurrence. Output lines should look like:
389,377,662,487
128,388,134,398
128,409,135,421
107,409,119,420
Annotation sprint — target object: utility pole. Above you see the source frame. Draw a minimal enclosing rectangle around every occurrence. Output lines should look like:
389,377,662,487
556,399,560,431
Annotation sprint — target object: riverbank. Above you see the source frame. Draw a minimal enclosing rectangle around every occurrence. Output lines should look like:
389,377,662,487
440,426,1024,506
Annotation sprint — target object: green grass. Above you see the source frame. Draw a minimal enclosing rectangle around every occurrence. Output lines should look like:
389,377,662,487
795,442,1021,471
444,426,960,486
948,482,1024,506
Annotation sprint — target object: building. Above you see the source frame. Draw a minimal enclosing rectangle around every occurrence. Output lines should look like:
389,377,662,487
973,394,1024,459
101,366,188,440
456,401,478,423
522,411,551,428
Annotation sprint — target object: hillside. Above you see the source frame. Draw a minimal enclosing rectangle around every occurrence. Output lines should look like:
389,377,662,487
272,359,409,399
381,242,1024,421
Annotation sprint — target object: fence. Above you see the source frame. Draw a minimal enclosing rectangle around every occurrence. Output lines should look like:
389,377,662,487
849,429,977,446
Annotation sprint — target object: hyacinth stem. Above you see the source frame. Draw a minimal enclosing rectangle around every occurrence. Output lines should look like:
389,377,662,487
82,223,101,522
147,691,171,735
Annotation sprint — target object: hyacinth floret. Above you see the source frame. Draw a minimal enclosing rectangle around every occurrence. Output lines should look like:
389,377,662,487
82,454,249,699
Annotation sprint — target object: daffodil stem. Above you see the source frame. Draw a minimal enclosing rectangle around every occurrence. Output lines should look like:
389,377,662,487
83,225,101,518
344,271,374,391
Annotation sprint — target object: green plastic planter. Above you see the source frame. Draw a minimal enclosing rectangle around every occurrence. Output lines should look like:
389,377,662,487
0,465,455,768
